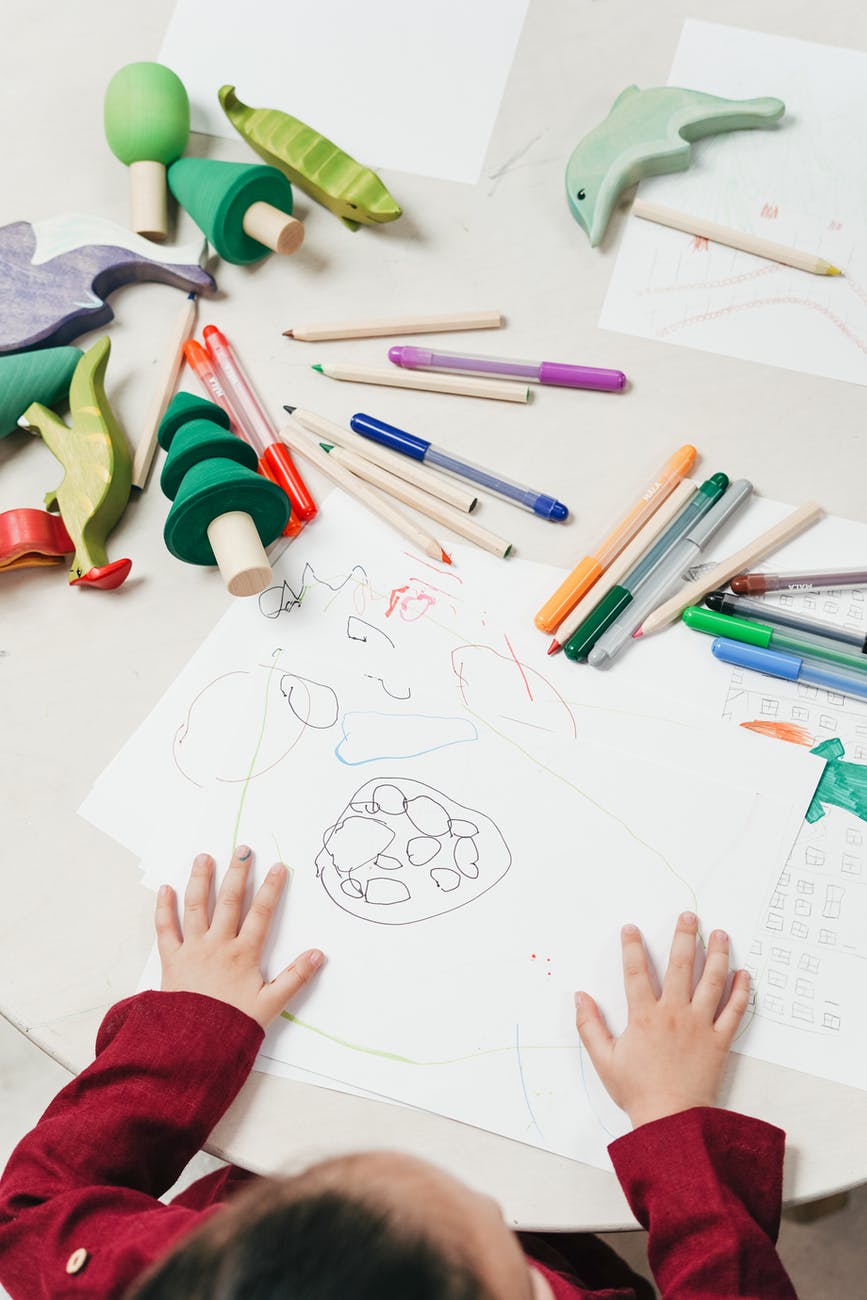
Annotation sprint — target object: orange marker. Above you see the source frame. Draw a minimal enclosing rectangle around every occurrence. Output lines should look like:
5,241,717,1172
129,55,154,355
534,444,697,633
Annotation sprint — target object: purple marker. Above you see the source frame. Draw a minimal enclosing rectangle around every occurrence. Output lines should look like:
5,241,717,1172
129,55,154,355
388,345,626,393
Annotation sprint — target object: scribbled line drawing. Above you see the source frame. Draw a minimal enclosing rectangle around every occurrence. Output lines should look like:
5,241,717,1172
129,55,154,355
451,641,579,740
347,616,394,649
515,1023,543,1139
315,777,510,924
334,713,477,767
280,674,339,730
640,263,781,294
258,561,371,620
364,675,411,700
346,615,410,700
172,670,250,787
657,296,867,358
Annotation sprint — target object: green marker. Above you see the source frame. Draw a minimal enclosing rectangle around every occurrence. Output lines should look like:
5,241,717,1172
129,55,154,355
564,472,729,661
682,606,867,674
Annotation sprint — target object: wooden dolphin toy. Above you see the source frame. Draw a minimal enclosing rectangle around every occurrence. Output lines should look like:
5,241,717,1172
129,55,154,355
566,86,785,246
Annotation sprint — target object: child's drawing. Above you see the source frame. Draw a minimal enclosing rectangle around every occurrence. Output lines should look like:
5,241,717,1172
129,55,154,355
315,777,511,923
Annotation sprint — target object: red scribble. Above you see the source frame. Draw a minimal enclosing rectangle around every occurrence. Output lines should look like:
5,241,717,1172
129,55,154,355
691,235,709,252
450,642,578,739
658,296,867,356
402,551,463,582
504,632,534,702
386,585,409,617
760,203,779,219
740,719,815,747
640,264,780,296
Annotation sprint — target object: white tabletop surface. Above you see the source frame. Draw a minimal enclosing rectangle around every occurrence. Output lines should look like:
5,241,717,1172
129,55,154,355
3,0,867,1231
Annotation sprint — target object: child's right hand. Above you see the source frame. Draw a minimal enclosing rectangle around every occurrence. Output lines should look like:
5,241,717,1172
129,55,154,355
574,912,751,1129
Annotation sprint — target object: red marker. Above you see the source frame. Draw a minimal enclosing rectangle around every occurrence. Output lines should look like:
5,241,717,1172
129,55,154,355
203,326,317,523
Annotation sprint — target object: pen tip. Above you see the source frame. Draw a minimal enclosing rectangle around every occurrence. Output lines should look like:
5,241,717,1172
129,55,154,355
283,329,295,337
283,405,296,414
546,640,561,656
441,549,453,566
320,442,333,453
312,363,324,373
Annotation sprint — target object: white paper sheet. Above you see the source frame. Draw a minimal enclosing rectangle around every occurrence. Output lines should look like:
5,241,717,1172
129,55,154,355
158,0,530,184
600,22,867,387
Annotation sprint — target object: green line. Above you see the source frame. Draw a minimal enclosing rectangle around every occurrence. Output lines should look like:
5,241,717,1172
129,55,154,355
231,652,285,851
281,1010,578,1066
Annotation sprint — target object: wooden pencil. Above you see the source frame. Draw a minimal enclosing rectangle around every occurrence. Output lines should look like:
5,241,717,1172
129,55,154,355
548,479,696,652
632,200,843,276
286,406,477,513
323,443,512,559
131,292,197,489
285,310,503,342
640,501,824,635
279,420,452,565
311,362,530,403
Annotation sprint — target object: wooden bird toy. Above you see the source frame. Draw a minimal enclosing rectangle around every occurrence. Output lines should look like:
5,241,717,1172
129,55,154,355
104,61,190,241
159,392,290,596
219,86,402,231
0,213,215,355
0,346,81,437
167,158,304,264
565,86,785,246
20,337,132,590
0,509,73,572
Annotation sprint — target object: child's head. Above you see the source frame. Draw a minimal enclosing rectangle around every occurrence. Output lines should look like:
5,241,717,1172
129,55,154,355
128,1151,549,1299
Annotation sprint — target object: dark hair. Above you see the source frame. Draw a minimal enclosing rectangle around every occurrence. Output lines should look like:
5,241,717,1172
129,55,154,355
127,1175,490,1300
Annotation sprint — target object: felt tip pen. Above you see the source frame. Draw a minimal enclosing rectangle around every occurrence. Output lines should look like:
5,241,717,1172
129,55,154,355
731,565,867,595
711,637,867,702
348,412,569,521
388,345,626,393
684,606,867,674
704,589,867,652
564,472,729,662
589,478,753,666
537,443,697,635
203,325,317,522
183,340,238,427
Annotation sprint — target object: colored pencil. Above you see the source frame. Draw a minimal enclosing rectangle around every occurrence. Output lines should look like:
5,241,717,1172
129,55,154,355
311,362,530,403
632,200,843,276
285,406,477,513
639,502,824,635
278,420,452,565
131,292,197,489
321,443,512,559
285,310,503,341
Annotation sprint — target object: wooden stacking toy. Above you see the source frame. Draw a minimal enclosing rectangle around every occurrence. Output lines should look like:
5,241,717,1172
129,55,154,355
21,337,132,590
159,392,290,596
167,158,304,263
104,61,190,241
0,346,81,437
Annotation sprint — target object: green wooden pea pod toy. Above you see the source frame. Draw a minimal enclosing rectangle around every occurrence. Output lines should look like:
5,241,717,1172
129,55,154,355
159,392,290,596
167,158,304,264
219,85,402,231
20,337,132,590
104,62,190,242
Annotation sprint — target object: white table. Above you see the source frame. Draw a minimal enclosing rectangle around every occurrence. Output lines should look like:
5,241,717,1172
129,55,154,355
3,0,867,1230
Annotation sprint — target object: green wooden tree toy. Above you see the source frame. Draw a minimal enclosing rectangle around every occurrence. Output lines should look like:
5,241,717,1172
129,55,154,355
159,391,290,597
104,61,190,242
167,158,304,263
0,346,81,438
20,337,132,590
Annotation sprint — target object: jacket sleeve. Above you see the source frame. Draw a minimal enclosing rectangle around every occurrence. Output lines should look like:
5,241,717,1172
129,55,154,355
0,990,263,1299
609,1106,797,1299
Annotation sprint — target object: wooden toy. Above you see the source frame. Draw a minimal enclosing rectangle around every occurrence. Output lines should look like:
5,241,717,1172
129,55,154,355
0,509,73,572
219,85,402,231
0,346,81,437
167,159,304,264
104,61,190,242
565,86,785,246
21,338,133,590
0,213,215,355
131,291,197,490
159,392,290,596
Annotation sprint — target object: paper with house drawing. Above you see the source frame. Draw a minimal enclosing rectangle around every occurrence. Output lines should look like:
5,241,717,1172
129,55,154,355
600,22,867,387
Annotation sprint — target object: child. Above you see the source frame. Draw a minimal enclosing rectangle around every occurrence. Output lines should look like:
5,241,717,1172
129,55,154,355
0,847,798,1299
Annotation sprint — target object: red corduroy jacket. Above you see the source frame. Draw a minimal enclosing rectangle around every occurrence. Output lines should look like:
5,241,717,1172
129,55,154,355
0,991,797,1299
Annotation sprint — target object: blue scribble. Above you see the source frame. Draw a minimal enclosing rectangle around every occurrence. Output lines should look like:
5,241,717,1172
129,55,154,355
334,712,478,766
515,1023,543,1139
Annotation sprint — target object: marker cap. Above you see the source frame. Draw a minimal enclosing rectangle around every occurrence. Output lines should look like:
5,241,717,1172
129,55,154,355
683,606,772,647
350,412,430,461
711,637,800,680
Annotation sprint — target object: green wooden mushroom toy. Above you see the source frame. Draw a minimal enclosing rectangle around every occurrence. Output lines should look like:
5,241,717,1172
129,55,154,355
104,61,190,242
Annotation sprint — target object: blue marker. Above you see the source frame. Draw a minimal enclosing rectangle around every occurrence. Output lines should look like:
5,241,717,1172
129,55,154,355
349,412,569,521
711,638,867,702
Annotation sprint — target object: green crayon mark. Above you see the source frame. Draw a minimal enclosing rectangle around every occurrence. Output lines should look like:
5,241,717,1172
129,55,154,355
806,738,867,824
312,364,324,373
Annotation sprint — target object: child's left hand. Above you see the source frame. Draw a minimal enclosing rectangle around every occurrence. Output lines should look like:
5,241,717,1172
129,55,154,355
155,847,324,1029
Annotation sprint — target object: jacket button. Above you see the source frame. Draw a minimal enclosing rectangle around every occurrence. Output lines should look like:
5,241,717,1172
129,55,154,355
65,1248,89,1275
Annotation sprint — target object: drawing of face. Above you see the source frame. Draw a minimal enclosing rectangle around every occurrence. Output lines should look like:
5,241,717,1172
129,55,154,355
315,777,511,924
